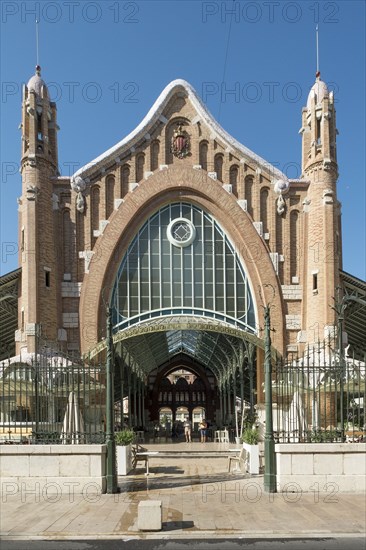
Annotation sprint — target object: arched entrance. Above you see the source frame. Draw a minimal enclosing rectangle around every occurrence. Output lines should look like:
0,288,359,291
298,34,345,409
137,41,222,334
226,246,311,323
84,195,282,434
151,364,211,424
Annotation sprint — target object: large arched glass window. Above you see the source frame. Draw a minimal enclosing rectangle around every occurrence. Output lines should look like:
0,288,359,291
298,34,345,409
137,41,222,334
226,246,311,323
112,203,256,332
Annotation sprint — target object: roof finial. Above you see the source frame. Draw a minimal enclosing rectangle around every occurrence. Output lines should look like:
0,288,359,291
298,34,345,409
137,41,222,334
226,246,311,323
36,19,40,70
316,24,320,78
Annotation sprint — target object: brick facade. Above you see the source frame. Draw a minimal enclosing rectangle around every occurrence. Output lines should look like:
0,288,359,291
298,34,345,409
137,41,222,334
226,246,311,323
17,74,341,359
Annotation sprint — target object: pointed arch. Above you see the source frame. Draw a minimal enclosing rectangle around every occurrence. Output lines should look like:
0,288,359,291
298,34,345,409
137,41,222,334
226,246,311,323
121,164,130,197
290,210,299,281
111,202,256,332
79,166,285,355
91,186,100,244
214,154,224,182
199,141,208,171
230,165,239,197
245,176,254,217
106,175,115,219
151,141,160,171
260,187,269,234
136,153,145,182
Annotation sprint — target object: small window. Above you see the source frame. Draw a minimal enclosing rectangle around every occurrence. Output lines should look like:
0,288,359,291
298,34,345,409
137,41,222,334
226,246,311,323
316,118,321,145
312,273,318,292
45,270,51,288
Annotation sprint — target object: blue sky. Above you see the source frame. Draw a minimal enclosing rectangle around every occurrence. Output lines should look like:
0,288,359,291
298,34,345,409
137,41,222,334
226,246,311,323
1,0,365,279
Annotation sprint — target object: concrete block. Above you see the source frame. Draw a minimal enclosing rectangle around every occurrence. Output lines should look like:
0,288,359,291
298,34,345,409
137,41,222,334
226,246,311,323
0,455,29,477
314,453,342,475
29,454,59,477
343,453,366,476
90,454,105,477
138,500,162,531
276,452,291,474
325,475,366,494
59,454,90,477
291,453,313,475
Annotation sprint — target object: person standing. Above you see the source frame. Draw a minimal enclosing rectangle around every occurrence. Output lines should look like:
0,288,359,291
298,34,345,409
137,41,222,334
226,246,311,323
183,417,192,442
199,419,207,443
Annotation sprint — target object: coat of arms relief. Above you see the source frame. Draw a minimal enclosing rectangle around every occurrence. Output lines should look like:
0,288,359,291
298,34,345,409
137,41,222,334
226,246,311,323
171,123,190,159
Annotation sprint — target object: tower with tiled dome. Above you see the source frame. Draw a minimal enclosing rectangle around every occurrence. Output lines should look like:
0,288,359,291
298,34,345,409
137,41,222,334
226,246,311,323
299,71,341,345
18,66,59,352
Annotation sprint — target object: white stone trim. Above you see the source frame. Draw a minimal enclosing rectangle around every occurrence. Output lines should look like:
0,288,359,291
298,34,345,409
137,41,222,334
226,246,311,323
237,199,247,211
282,285,303,300
285,314,301,330
129,182,139,192
114,198,124,210
93,220,109,238
253,222,263,237
286,344,298,353
223,184,232,194
270,252,279,273
62,312,79,328
61,282,82,298
58,328,67,341
79,250,94,273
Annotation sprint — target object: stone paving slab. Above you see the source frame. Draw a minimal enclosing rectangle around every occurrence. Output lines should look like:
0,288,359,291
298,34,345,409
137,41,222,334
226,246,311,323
1,452,365,540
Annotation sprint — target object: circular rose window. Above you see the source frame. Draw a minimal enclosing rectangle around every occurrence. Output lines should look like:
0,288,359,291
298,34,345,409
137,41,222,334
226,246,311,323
167,217,196,248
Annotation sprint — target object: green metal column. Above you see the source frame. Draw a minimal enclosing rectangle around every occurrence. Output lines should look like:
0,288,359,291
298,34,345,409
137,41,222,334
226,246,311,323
226,377,231,418
120,361,124,427
133,373,137,427
137,378,142,427
222,380,227,425
105,307,118,494
263,305,276,493
142,381,146,429
219,383,223,427
337,303,345,442
248,343,255,416
127,364,132,427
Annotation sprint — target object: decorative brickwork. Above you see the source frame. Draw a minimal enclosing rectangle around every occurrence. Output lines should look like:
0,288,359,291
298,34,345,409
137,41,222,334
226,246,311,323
17,76,341,359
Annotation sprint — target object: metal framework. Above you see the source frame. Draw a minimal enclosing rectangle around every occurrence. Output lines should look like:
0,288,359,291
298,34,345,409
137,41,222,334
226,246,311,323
111,202,256,333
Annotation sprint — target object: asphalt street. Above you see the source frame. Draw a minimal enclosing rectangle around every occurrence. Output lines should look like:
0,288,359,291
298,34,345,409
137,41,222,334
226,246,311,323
1,538,365,550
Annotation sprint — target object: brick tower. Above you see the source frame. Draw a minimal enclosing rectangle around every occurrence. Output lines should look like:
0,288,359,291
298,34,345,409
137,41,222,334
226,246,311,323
300,71,341,346
17,66,59,354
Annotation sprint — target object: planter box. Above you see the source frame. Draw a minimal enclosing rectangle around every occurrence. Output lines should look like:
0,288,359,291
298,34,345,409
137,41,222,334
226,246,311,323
116,444,132,476
243,442,260,474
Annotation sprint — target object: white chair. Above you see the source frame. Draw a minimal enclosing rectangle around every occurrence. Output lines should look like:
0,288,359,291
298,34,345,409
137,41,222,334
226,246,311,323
221,429,229,443
214,430,222,443
228,447,246,473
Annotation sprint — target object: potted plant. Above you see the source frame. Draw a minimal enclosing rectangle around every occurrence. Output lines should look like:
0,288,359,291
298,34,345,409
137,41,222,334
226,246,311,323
241,427,260,475
115,429,135,476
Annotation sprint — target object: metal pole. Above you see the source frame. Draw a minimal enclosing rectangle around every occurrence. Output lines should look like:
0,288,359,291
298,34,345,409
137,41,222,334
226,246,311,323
338,305,345,442
106,306,118,493
263,305,276,493
34,323,40,440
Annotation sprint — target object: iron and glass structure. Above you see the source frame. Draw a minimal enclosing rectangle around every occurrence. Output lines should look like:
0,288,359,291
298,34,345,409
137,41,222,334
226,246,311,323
112,202,257,333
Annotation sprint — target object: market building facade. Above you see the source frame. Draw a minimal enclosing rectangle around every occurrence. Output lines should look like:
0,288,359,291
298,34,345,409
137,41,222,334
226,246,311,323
1,66,365,429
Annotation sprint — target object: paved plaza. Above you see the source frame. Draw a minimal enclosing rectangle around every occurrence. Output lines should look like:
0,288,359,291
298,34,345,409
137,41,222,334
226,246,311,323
1,442,365,540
